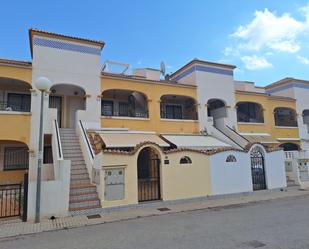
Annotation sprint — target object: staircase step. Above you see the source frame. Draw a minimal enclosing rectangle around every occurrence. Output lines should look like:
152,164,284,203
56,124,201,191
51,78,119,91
70,192,98,202
69,197,99,204
69,204,101,212
71,175,90,181
71,169,88,175
71,179,91,185
69,199,101,209
70,185,97,195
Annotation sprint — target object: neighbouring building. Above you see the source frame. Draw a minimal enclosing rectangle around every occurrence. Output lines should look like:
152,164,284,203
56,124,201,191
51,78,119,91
2,28,306,221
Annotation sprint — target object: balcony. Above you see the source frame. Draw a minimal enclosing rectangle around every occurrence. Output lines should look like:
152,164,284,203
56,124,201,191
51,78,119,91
160,95,198,121
101,89,149,119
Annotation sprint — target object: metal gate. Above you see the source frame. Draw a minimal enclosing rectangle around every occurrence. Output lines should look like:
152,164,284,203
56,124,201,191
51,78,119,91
138,158,161,202
0,184,22,218
0,173,28,220
250,147,267,191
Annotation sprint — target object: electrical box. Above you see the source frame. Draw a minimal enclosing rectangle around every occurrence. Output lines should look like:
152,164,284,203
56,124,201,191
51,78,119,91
105,169,125,200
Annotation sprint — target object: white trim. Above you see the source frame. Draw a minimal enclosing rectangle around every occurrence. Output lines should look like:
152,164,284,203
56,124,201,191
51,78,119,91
275,126,298,129
237,122,265,125
0,111,31,115
239,132,271,136
160,118,198,123
277,138,301,141
101,116,150,121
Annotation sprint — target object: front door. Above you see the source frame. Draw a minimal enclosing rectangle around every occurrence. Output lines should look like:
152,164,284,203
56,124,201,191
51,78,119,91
137,148,161,202
49,96,62,126
67,96,85,128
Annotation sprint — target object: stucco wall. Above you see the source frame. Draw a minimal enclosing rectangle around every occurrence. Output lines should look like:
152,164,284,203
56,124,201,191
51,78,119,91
98,144,212,208
210,151,252,195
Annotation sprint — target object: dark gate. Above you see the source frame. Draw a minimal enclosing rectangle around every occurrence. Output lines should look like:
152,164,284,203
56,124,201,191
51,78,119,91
138,150,161,202
0,173,28,220
250,147,266,191
0,184,22,218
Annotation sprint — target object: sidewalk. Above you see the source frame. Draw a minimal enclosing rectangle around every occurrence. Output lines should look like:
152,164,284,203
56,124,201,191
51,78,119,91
0,187,308,239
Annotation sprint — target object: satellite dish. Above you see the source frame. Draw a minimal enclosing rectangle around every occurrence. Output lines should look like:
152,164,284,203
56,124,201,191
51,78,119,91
160,61,166,77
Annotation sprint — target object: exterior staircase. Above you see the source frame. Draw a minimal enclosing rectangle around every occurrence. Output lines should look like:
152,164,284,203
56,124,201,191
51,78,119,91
59,128,101,215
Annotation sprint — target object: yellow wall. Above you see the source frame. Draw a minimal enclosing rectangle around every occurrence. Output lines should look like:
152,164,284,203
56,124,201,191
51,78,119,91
98,144,211,208
235,92,299,141
101,76,199,134
0,114,31,145
0,65,32,85
0,170,26,184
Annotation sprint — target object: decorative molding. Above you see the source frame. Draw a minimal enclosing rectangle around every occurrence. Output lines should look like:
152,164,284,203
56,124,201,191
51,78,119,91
33,37,101,56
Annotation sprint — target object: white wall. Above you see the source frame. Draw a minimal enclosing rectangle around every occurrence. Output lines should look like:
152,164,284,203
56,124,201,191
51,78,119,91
264,149,287,189
210,151,252,195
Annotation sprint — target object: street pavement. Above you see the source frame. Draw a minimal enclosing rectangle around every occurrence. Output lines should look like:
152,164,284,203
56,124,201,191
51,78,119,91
1,194,309,249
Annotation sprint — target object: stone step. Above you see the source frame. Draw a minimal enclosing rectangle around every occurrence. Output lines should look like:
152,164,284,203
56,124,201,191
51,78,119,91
71,174,90,180
69,204,101,212
63,147,82,152
71,161,87,167
69,197,100,205
70,184,97,195
69,200,101,210
71,165,87,170
69,192,98,202
71,169,88,174
71,178,91,186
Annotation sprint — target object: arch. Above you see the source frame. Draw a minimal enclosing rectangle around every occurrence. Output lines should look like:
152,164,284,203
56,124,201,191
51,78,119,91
137,146,161,202
226,155,237,162
250,145,267,191
180,156,192,164
160,94,198,120
279,143,299,151
49,84,86,128
0,140,29,171
207,98,227,119
0,77,32,112
102,89,148,118
274,107,298,127
236,102,264,123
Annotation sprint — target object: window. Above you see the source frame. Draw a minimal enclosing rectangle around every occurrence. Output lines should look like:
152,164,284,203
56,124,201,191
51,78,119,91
236,102,264,123
226,155,237,162
7,93,31,112
274,107,298,127
180,156,192,164
119,102,129,116
101,100,113,116
165,105,183,119
4,147,29,170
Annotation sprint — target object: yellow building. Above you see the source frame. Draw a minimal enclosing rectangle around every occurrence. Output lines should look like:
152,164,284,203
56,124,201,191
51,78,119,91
0,29,291,220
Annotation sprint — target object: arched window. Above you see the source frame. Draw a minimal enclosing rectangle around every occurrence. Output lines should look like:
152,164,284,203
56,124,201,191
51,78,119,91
180,156,192,164
226,155,237,162
101,89,148,118
236,102,264,123
207,99,226,118
160,95,198,120
274,107,298,127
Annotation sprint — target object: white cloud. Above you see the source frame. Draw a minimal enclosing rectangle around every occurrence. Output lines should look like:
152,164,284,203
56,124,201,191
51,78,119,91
297,55,309,64
241,55,273,70
232,9,306,53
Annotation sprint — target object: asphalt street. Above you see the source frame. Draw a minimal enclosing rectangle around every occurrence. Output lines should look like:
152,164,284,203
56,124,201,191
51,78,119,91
1,195,309,249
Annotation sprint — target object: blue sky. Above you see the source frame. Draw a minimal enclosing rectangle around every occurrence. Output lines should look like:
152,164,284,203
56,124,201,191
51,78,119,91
1,0,309,86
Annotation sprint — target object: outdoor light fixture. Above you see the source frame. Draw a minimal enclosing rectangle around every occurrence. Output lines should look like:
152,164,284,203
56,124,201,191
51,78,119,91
34,77,52,223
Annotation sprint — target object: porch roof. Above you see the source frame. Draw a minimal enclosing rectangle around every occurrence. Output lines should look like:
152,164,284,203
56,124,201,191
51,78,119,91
98,132,170,148
240,133,279,144
161,134,230,149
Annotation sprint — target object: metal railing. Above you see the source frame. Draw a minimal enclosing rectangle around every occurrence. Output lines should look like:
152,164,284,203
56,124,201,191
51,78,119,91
0,101,31,112
102,110,149,118
79,120,94,159
54,120,63,159
3,148,29,170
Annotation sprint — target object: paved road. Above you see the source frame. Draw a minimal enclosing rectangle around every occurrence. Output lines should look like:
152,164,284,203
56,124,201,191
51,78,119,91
1,195,309,249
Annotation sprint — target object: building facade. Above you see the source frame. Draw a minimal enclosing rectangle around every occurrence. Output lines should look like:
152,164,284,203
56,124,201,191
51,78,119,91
1,29,305,220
